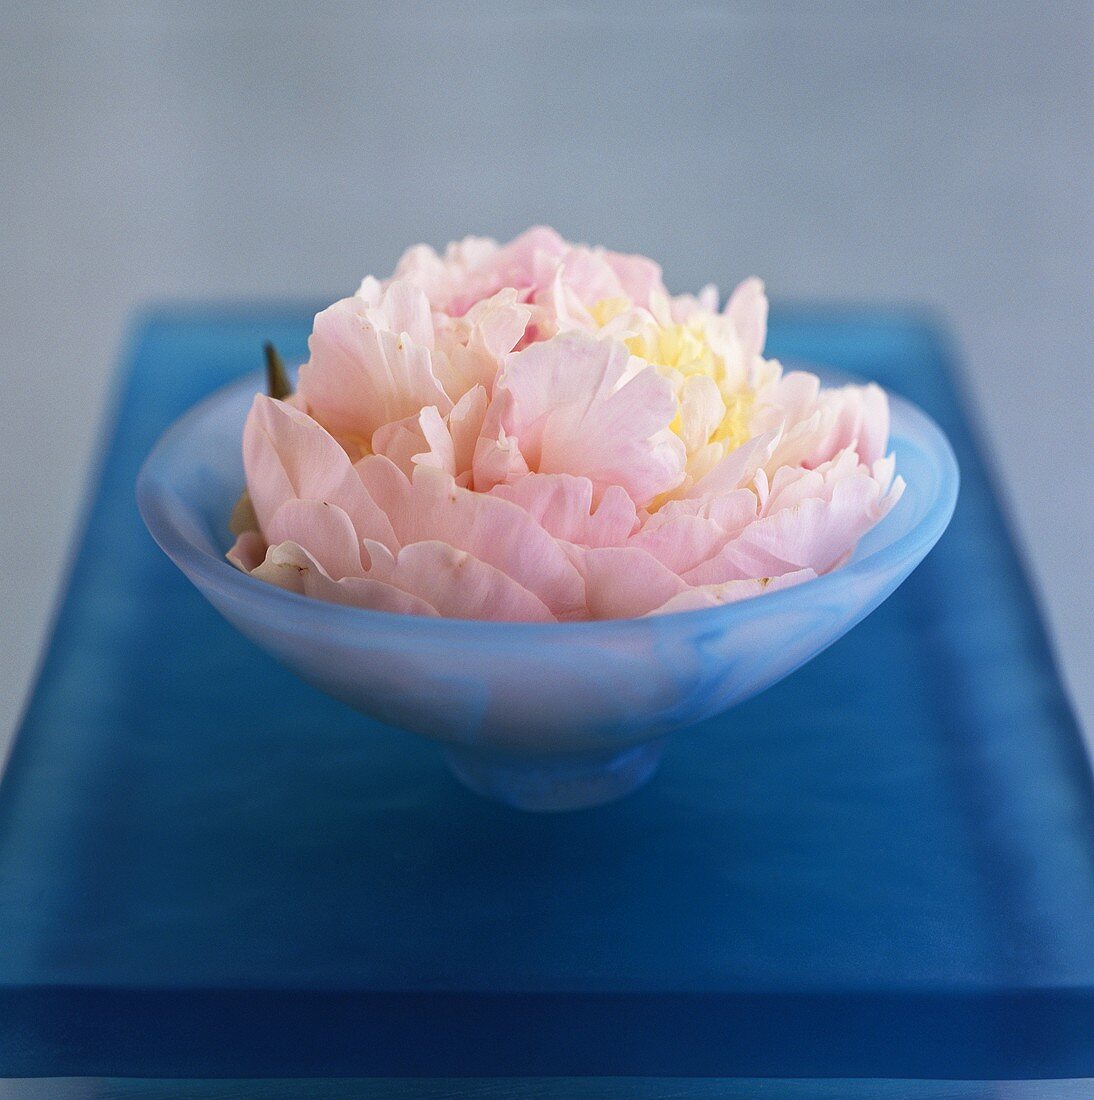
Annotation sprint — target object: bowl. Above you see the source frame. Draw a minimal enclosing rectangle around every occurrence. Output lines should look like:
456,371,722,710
137,367,958,811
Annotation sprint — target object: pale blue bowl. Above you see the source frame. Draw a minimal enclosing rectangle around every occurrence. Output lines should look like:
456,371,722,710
137,368,958,812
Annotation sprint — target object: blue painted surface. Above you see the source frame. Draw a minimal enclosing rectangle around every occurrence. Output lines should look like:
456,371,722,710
0,307,1090,1081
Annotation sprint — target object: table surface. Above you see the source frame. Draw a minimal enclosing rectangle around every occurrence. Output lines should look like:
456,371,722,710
0,307,1090,1084
2,1078,1094,1099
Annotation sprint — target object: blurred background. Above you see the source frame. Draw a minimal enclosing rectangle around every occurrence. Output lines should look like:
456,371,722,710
1,1,1090,754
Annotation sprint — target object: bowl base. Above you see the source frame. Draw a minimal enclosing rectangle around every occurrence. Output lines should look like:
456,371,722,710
443,739,666,812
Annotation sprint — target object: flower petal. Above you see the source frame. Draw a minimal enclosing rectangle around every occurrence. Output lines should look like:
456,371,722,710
688,430,779,498
227,530,266,573
242,394,398,551
252,540,439,616
448,385,489,480
392,236,500,313
815,383,891,467
489,473,637,548
676,374,726,455
477,332,686,507
631,488,757,574
602,249,667,309
576,545,689,619
687,470,898,582
263,499,364,580
724,276,768,362
383,540,555,622
647,569,817,615
356,457,585,618
371,405,456,479
298,293,452,443
432,289,531,401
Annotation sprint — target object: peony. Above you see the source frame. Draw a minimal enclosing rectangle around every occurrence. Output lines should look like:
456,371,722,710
228,227,904,621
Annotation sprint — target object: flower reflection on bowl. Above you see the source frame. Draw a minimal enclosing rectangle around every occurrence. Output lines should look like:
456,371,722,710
137,369,956,811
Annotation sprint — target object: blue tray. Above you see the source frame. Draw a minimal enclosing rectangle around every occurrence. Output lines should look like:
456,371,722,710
1,306,1091,1084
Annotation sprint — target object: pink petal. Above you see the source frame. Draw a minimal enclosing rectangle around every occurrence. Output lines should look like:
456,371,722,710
370,413,432,478
263,499,365,580
576,546,689,619
415,405,457,472
602,249,667,309
531,263,595,333
813,383,891,467
538,247,624,312
467,290,534,362
355,532,554,621
676,374,726,454
448,385,489,479
724,276,768,362
383,540,555,622
392,236,501,313
375,279,436,349
631,489,757,574
356,457,585,618
252,540,439,616
764,449,865,513
470,424,531,488
242,394,398,550
856,384,891,467
227,530,266,572
489,473,637,548
433,289,531,400
477,332,686,507
647,569,817,615
444,226,569,315
297,294,451,442
250,540,312,594
750,371,822,449
355,274,383,305
685,430,778,498
371,406,456,479
687,472,894,581
491,226,569,292
670,284,720,322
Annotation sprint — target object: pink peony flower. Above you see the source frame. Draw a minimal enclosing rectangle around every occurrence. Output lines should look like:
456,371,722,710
228,228,904,621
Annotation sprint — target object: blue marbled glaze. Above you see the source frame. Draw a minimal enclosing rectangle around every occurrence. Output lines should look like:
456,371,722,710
137,365,957,809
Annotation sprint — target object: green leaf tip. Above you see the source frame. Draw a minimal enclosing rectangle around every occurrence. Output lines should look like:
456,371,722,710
264,341,292,400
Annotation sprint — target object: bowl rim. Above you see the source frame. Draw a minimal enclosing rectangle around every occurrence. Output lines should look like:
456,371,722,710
137,364,959,640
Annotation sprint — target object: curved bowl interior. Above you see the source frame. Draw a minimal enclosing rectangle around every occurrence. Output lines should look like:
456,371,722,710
137,368,958,759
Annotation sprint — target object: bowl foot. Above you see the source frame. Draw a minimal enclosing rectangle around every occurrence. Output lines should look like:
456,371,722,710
443,740,665,812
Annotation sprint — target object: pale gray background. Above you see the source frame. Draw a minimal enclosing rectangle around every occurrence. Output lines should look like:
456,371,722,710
1,0,1091,759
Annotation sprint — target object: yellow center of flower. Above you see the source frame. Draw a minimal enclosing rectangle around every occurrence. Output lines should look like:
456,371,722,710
624,321,721,380
709,389,755,451
587,296,631,328
591,298,756,455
